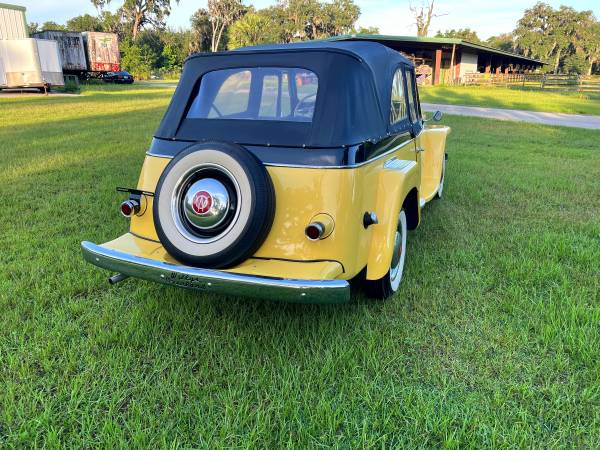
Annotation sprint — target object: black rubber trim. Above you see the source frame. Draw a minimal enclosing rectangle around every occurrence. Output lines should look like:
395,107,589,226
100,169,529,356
147,132,412,168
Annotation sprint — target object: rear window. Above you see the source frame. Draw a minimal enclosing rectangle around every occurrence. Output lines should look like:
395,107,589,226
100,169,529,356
186,67,318,122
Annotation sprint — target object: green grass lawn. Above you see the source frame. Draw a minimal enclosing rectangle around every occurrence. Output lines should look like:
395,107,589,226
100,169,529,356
420,85,600,116
1,85,599,448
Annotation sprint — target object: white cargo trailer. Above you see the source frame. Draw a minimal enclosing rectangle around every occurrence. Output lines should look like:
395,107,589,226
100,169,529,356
0,38,64,89
0,2,27,40
33,30,88,73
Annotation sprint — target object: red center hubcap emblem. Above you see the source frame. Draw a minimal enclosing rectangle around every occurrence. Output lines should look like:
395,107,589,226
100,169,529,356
192,190,213,214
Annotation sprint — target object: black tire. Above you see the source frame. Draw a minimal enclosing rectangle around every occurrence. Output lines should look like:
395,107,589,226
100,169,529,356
364,210,407,299
153,142,275,269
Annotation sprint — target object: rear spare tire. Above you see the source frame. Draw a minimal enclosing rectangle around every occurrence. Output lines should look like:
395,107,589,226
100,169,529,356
153,142,275,269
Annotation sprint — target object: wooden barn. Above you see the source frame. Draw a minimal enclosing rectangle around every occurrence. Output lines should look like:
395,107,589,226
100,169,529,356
332,35,546,85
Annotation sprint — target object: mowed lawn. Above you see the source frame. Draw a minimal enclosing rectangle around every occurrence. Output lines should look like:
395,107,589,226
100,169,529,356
1,85,599,448
420,84,600,115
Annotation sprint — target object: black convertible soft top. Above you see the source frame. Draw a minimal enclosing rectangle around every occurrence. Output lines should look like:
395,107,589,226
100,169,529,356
155,41,413,148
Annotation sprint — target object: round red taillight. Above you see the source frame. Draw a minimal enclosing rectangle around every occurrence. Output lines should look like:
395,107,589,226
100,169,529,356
120,200,139,218
305,222,324,241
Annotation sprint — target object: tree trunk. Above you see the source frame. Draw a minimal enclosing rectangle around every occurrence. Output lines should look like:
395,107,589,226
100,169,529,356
215,24,225,52
211,21,218,52
132,12,142,40
554,50,561,74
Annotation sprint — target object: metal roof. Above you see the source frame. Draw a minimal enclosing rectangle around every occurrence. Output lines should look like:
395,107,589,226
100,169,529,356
0,2,26,11
330,34,546,65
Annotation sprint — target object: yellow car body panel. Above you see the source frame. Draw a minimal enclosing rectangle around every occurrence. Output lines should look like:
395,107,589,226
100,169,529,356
417,125,451,203
127,136,420,281
101,233,344,281
366,158,420,280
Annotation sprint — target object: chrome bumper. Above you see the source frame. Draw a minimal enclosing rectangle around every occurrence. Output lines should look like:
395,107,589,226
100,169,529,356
81,241,351,304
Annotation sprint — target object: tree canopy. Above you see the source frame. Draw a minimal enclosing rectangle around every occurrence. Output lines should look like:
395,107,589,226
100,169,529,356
28,0,599,78
514,2,598,74
90,0,180,39
435,28,480,43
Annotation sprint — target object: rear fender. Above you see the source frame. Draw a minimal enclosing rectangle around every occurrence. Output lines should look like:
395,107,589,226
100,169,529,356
366,159,419,280
419,125,451,202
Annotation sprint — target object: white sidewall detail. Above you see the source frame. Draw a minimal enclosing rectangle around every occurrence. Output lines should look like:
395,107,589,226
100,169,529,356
389,210,407,292
156,150,253,257
437,157,445,198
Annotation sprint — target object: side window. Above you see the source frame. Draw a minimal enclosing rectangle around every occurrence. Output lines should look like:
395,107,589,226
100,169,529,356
390,68,407,124
209,70,251,117
406,70,418,123
259,73,292,118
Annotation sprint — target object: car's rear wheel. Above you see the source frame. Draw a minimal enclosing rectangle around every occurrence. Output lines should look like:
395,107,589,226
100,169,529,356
153,142,275,269
364,210,407,299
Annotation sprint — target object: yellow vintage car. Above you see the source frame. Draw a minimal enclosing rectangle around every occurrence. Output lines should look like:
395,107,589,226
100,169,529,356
82,41,450,303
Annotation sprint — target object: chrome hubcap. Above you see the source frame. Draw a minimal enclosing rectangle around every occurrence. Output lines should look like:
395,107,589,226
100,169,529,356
183,178,230,230
171,163,240,244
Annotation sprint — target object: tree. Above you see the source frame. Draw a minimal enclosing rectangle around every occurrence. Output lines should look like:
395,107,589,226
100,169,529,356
27,22,39,35
41,21,66,31
190,8,214,53
66,14,104,32
576,16,600,75
354,26,379,35
120,39,153,77
228,12,273,49
321,0,360,37
409,0,444,37
435,28,480,43
160,29,191,71
514,2,597,74
207,0,246,52
274,0,360,42
90,0,179,40
562,52,587,74
99,10,129,39
486,33,514,52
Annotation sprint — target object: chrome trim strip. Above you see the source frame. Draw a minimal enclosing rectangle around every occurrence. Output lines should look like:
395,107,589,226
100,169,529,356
81,241,350,304
146,151,173,159
383,158,417,172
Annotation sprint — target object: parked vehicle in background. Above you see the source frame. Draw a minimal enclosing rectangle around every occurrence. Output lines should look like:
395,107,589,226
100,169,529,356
32,31,87,74
0,38,64,90
31,30,120,79
0,3,64,91
0,3,27,39
101,70,134,84
82,32,120,73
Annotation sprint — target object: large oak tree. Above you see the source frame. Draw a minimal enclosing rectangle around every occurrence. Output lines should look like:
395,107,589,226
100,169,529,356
90,0,179,40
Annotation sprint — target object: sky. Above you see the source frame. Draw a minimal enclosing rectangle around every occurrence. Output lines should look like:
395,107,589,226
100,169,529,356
14,0,600,40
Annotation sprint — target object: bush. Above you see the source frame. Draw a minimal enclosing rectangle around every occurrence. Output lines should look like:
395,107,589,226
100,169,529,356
64,75,80,93
120,40,153,80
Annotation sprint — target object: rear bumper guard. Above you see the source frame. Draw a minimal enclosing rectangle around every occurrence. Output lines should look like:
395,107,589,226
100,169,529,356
81,241,350,304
